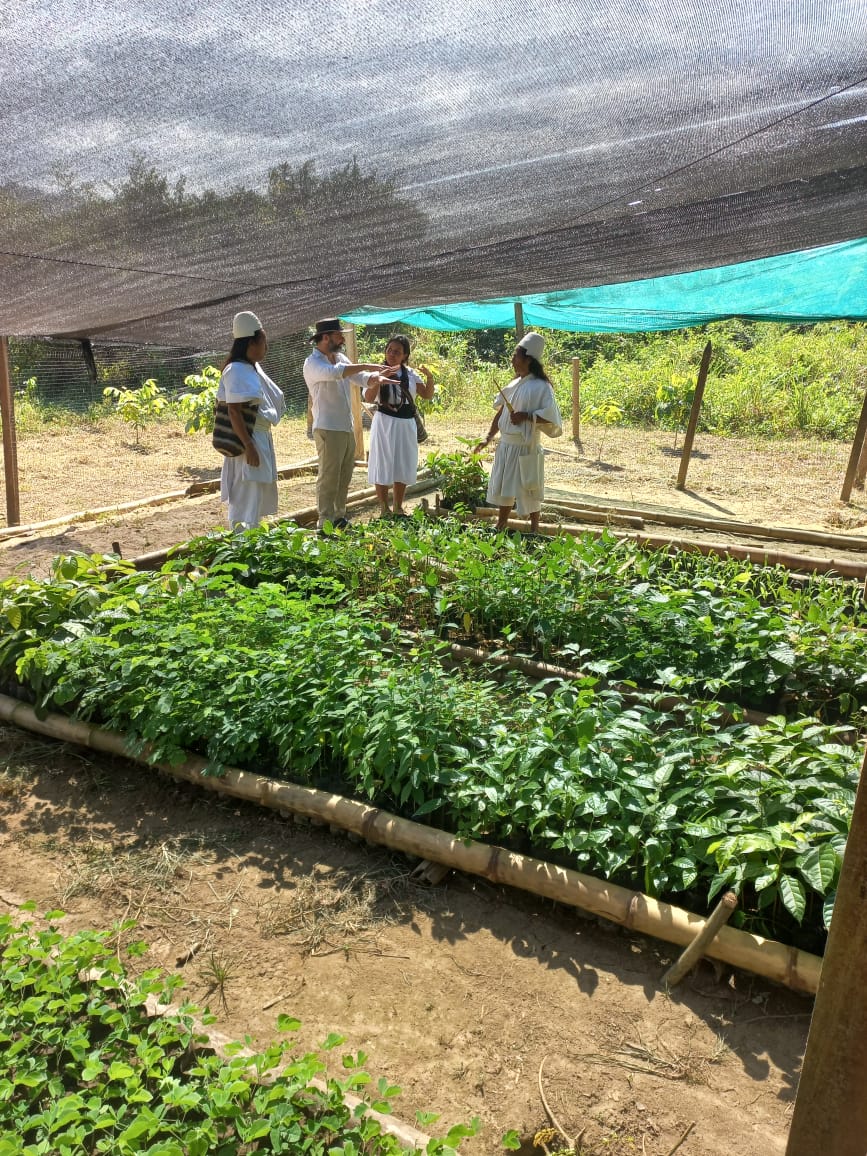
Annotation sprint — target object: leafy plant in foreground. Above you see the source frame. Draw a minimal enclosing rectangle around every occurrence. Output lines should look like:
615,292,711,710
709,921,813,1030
0,910,477,1155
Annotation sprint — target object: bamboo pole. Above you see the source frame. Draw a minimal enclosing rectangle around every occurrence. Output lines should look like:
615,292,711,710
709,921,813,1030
0,458,320,543
662,891,738,987
0,694,824,995
786,745,867,1156
514,303,525,340
840,374,867,503
469,507,867,579
571,358,581,445
478,503,643,530
542,498,867,554
343,325,365,463
676,340,713,491
0,336,21,526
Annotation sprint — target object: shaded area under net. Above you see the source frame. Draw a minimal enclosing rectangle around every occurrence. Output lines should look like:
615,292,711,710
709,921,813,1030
0,0,865,345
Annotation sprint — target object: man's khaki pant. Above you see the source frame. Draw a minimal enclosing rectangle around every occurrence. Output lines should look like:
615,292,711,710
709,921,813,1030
314,429,356,527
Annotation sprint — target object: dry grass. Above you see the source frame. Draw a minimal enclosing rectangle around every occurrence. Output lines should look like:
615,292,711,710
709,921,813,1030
257,860,433,956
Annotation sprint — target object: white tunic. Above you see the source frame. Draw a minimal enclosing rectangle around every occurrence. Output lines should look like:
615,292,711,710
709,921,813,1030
303,348,368,432
486,375,563,516
367,368,422,486
218,361,286,528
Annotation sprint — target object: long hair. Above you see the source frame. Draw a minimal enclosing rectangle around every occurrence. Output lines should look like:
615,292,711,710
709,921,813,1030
380,333,411,407
385,333,411,362
524,353,551,383
221,331,263,371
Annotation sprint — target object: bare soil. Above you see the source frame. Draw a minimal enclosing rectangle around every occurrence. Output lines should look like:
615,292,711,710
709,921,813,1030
0,727,810,1156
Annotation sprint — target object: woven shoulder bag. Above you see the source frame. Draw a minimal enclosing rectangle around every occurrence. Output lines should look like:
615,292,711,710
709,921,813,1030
212,401,259,457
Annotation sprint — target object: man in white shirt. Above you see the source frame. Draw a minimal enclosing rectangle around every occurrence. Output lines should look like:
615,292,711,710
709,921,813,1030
302,318,395,529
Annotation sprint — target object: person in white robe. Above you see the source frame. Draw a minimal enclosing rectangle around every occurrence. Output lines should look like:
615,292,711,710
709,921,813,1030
217,311,286,529
475,331,563,532
365,334,435,517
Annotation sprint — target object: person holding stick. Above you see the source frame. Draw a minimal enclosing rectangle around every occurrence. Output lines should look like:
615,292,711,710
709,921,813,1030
474,331,562,532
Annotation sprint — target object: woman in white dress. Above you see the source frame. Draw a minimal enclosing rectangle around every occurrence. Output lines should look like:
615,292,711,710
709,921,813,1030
474,331,563,532
217,310,286,529
364,334,434,517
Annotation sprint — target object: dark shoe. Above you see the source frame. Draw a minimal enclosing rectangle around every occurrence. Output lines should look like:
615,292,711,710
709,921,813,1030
333,516,350,529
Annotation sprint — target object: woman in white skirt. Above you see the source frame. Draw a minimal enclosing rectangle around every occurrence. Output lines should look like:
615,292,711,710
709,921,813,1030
475,331,563,532
217,310,286,529
365,334,434,517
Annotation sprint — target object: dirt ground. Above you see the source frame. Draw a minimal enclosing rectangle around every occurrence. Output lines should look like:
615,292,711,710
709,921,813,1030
3,415,867,579
0,726,811,1156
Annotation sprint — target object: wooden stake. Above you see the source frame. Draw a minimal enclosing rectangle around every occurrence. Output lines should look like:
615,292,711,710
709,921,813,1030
571,357,581,445
854,429,867,491
0,337,21,526
662,890,738,986
342,325,365,462
676,340,712,491
786,743,867,1156
514,303,525,340
840,373,867,503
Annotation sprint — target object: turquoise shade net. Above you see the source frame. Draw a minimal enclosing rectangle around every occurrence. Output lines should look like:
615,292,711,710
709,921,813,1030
344,238,867,333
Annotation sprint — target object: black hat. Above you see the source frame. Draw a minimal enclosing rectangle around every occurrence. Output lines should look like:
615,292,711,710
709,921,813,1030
309,318,345,341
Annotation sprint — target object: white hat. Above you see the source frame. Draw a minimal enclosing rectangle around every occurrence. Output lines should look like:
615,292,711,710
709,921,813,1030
233,310,263,339
517,331,544,361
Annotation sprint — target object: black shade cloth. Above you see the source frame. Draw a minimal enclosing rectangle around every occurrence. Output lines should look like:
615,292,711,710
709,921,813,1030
1,0,865,345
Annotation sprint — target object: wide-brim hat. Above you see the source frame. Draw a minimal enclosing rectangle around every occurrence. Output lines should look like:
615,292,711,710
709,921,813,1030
517,331,545,360
310,318,345,341
233,310,263,339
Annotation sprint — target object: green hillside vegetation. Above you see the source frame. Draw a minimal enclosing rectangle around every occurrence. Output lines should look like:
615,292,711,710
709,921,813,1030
357,320,867,439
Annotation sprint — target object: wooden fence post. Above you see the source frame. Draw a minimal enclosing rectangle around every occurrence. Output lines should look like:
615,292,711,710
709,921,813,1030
675,340,712,491
840,373,867,502
571,357,581,445
342,325,365,462
514,303,525,341
0,337,21,527
854,432,867,490
785,743,867,1156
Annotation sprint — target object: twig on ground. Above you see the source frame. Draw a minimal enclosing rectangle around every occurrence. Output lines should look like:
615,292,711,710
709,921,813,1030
538,1056,576,1150
666,1121,695,1156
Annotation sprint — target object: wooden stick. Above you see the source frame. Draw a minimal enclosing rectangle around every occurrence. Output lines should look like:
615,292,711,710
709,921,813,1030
854,430,867,491
676,340,712,491
662,891,738,986
666,1122,696,1156
0,337,21,526
542,498,867,554
514,302,525,341
571,357,581,445
0,693,824,995
786,744,867,1156
840,372,867,503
